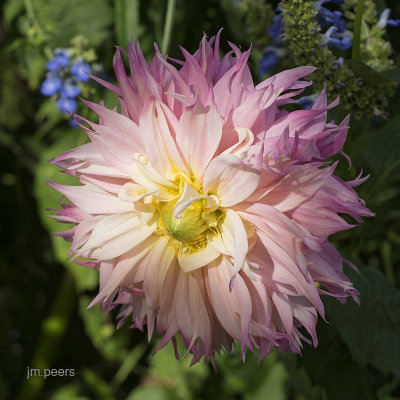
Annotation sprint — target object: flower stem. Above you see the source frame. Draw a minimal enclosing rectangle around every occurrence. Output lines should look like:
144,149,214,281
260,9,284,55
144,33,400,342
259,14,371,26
161,0,176,56
352,0,365,60
381,240,395,285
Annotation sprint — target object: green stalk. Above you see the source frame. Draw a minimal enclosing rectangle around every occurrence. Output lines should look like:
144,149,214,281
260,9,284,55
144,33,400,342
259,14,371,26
381,241,395,285
16,271,76,400
352,0,365,60
161,0,177,56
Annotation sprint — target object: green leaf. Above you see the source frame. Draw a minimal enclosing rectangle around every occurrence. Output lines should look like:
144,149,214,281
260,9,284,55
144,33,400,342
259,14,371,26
34,0,112,48
51,384,90,400
325,266,400,377
34,128,98,292
3,0,24,28
82,368,115,400
302,321,381,400
243,359,287,400
145,340,208,400
126,386,171,400
214,347,288,399
379,67,400,83
348,60,391,89
114,0,144,47
78,296,131,362
350,115,400,199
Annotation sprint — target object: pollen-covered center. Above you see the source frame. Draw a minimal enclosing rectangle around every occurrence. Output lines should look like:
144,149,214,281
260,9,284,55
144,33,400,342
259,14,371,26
155,179,222,253
161,199,208,243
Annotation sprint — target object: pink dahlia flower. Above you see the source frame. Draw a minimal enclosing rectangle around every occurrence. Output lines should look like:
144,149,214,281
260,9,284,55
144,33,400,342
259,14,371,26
49,32,373,365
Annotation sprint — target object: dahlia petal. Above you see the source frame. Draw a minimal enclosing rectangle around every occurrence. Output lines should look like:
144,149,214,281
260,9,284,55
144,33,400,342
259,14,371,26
173,182,206,219
184,272,213,358
143,237,173,309
82,99,146,154
99,260,114,291
140,101,187,176
231,90,264,129
89,235,159,307
71,215,103,252
248,163,335,211
203,154,260,207
118,182,157,203
271,291,294,335
178,243,220,272
85,129,136,175
205,257,252,357
256,66,317,91
132,158,175,191
50,143,104,167
223,209,248,285
113,48,140,120
47,181,134,214
176,100,223,180
221,127,254,158
79,212,156,259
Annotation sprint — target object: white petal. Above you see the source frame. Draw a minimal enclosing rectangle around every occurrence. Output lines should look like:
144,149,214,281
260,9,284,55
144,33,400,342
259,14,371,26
118,182,157,202
178,244,221,272
221,127,254,158
224,209,248,277
173,182,206,218
80,212,157,259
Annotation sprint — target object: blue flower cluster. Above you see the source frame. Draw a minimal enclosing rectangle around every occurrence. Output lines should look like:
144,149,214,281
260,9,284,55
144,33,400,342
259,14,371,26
40,49,91,118
259,0,351,76
316,0,352,51
259,7,286,76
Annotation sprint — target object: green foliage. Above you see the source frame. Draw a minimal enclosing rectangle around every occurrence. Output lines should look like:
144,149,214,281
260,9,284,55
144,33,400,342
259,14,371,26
114,0,144,47
33,0,112,48
326,266,400,377
302,320,382,400
379,67,400,83
79,295,137,362
279,0,396,119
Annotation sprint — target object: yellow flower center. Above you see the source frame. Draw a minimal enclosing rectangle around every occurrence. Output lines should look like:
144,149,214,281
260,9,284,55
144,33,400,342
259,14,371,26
160,199,208,243
155,194,222,255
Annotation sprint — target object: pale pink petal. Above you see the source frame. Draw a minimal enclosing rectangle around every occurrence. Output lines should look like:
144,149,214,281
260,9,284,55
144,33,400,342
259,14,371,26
203,154,260,207
47,181,134,214
79,212,157,259
177,243,220,272
176,101,223,180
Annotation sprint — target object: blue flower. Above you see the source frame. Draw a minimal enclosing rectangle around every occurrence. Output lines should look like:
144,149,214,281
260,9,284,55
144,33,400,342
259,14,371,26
321,26,352,50
268,12,284,38
60,79,80,98
40,76,62,96
318,8,346,32
259,48,279,75
328,35,352,50
46,53,70,71
297,93,318,110
332,57,345,68
71,60,91,82
56,97,77,113
378,8,400,29
68,117,80,128
336,80,345,88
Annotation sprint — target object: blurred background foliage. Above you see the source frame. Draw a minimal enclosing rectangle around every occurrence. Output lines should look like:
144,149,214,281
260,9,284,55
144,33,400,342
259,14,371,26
1,0,400,399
